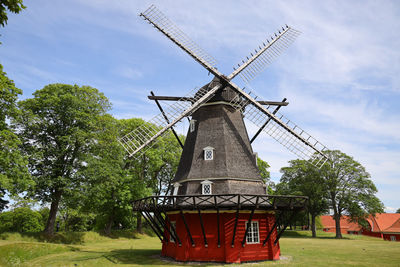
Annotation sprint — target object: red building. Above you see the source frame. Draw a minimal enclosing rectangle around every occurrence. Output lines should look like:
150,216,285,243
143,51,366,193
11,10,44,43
321,215,361,235
320,213,400,241
362,213,400,241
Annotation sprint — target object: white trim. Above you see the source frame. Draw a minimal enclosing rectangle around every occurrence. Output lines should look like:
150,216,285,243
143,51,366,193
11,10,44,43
176,177,264,183
246,220,260,244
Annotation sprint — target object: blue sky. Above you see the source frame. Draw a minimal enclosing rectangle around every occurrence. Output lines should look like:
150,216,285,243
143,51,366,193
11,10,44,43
1,0,399,212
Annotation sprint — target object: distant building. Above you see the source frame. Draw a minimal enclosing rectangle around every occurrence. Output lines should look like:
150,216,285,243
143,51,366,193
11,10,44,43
320,215,362,235
320,213,400,242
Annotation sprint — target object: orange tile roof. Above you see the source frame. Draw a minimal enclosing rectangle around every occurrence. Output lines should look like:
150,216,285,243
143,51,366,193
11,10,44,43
382,217,400,233
369,213,400,233
320,215,361,231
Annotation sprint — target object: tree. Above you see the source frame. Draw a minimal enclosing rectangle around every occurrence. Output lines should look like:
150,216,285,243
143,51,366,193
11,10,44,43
322,150,384,238
0,64,30,211
257,157,271,193
0,0,25,27
80,117,182,234
14,84,111,235
396,208,400,214
280,159,328,237
0,207,44,233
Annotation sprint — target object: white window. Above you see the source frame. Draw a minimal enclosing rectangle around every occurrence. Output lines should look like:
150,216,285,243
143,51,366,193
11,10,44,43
172,182,181,196
203,146,214,160
246,221,260,244
170,221,176,243
201,180,213,195
190,119,196,132
390,235,396,241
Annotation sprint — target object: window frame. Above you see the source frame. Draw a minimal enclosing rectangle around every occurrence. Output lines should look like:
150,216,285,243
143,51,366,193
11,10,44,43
246,220,260,244
200,180,213,195
203,146,214,161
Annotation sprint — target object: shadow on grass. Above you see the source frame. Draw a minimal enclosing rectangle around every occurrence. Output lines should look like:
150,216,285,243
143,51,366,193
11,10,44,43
0,230,151,244
282,230,350,240
106,249,167,265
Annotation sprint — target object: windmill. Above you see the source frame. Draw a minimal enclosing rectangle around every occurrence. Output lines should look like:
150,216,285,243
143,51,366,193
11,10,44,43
120,5,329,263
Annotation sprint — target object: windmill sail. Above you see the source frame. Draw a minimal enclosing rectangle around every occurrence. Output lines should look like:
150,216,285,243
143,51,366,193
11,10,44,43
228,26,301,83
140,5,218,76
126,5,330,167
227,85,328,167
119,84,221,157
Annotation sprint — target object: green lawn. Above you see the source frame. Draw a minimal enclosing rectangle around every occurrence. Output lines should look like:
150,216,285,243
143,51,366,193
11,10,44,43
0,231,399,266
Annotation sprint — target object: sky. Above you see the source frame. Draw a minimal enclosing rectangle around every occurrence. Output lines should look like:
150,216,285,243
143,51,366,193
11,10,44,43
1,0,399,212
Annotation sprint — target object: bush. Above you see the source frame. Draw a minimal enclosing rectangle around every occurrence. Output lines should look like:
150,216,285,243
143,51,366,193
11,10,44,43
0,207,44,233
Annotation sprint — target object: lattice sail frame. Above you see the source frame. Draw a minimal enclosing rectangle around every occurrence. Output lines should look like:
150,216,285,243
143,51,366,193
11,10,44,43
119,84,220,157
228,26,301,83
140,5,217,74
228,89,328,168
121,4,329,167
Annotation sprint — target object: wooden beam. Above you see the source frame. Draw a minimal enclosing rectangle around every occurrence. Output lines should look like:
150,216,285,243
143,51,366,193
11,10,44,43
148,95,194,102
263,211,282,246
274,210,299,245
257,100,289,106
250,98,287,144
231,206,240,248
150,91,184,149
241,196,259,247
141,211,164,242
198,208,208,247
148,95,288,106
180,210,195,247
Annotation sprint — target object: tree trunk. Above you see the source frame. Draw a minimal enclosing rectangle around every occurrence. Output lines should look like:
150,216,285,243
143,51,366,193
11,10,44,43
334,213,342,238
44,189,62,236
104,213,114,235
311,214,317,238
330,193,342,239
137,212,143,234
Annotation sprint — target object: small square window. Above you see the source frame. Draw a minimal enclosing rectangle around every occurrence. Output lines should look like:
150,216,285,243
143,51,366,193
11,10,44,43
203,146,214,160
246,221,260,244
205,150,213,160
201,180,213,195
390,236,396,241
203,184,211,195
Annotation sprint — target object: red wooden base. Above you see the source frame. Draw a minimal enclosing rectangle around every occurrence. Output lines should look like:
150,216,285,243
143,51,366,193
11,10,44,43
161,211,280,263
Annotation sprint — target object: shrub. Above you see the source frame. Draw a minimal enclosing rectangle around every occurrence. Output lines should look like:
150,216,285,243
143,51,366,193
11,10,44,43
0,207,44,233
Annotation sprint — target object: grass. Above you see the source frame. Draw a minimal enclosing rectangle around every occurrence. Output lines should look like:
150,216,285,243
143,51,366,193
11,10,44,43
0,230,399,266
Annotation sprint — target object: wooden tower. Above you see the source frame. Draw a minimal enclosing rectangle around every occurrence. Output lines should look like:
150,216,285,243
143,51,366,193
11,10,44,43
120,5,329,263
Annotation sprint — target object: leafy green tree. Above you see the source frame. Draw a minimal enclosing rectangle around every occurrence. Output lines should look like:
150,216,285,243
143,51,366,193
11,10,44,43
0,0,25,27
14,84,111,235
280,159,329,237
81,117,182,234
257,156,271,193
322,150,384,238
0,207,43,233
0,64,30,211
